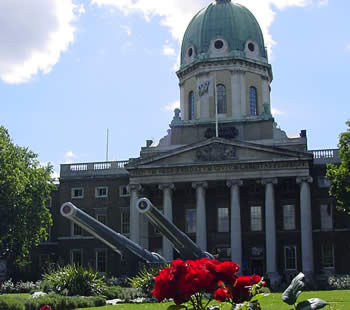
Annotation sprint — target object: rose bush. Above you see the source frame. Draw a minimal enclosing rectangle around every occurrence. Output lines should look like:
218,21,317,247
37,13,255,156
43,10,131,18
152,258,265,310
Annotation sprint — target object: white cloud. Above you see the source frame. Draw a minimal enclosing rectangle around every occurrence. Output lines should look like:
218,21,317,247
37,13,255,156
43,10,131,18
65,151,76,158
317,0,328,7
0,0,83,84
91,0,322,58
271,107,285,115
163,45,176,56
165,100,180,111
121,25,132,36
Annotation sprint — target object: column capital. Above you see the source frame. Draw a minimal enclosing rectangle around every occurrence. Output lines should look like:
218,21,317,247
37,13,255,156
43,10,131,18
129,183,142,192
192,181,208,189
261,178,278,185
226,179,243,188
296,176,313,184
158,183,175,191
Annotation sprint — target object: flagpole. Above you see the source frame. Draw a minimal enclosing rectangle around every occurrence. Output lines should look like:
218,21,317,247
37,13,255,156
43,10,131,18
106,128,109,162
215,75,218,137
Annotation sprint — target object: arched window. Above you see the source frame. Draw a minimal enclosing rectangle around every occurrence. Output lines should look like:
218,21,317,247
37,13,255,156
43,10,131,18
217,84,227,114
188,91,194,120
249,86,258,116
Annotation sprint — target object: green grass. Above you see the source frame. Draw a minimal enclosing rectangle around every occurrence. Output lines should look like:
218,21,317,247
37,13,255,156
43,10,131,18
79,290,350,310
0,293,31,299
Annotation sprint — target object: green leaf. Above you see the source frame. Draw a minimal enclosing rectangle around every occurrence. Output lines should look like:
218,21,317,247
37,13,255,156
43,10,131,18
250,293,269,302
296,298,328,310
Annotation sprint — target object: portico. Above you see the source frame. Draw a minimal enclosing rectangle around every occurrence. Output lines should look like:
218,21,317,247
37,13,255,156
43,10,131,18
126,137,314,277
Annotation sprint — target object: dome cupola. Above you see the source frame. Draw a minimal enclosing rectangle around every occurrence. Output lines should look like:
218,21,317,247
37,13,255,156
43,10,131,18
180,0,267,69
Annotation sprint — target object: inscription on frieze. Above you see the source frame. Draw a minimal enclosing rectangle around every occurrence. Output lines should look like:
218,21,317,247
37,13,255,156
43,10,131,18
196,143,237,161
129,160,309,177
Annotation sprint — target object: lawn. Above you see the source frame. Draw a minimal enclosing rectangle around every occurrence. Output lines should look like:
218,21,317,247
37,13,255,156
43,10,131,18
80,290,350,310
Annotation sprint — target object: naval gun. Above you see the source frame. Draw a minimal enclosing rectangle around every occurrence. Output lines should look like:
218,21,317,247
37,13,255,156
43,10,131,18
137,197,214,260
60,202,165,264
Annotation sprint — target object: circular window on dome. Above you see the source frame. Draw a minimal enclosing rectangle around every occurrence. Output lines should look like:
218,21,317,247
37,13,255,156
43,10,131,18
188,47,193,57
248,43,255,52
214,40,224,49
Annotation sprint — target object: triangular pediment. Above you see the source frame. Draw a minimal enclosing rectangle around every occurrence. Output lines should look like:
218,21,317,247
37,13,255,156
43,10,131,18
127,138,312,168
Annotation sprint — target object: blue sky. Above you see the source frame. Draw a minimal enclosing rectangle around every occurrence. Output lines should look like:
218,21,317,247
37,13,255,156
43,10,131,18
0,0,349,177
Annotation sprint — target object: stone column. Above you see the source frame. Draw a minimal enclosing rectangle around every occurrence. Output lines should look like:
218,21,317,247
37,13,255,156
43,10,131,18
226,179,243,267
192,182,208,251
297,176,314,277
262,178,279,283
159,183,175,262
129,184,142,245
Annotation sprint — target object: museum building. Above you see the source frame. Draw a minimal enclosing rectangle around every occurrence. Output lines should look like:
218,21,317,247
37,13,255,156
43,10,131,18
37,0,350,281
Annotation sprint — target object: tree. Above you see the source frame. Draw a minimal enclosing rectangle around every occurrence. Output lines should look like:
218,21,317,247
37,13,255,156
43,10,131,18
0,126,54,267
327,120,350,213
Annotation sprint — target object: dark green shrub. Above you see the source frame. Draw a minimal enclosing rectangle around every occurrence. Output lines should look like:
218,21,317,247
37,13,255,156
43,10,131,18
117,288,147,302
24,294,106,310
129,265,164,297
41,264,107,296
104,285,123,299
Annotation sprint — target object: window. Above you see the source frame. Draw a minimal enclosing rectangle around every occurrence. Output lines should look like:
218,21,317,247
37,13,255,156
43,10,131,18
96,249,107,273
188,91,194,120
119,185,130,197
322,244,334,268
215,247,231,259
217,208,229,232
121,212,130,234
71,187,83,199
284,246,297,270
250,206,262,231
186,209,196,233
95,186,108,198
97,214,106,225
72,223,82,236
217,84,227,114
320,204,332,231
283,205,296,230
71,249,82,266
249,86,258,116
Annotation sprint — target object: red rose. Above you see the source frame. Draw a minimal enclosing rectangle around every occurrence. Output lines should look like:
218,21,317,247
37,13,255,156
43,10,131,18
230,275,262,303
216,261,240,285
214,287,231,302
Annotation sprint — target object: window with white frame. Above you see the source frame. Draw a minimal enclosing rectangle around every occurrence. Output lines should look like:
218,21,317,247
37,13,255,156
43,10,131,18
95,186,108,198
250,206,262,231
95,249,107,273
121,212,130,234
320,203,333,231
283,205,296,230
186,209,196,233
71,187,84,199
217,208,229,232
72,222,82,236
119,185,130,197
284,246,297,270
71,249,82,266
322,244,334,268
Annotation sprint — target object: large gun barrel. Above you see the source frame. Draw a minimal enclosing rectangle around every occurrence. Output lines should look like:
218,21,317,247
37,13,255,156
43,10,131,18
137,198,213,260
60,202,166,264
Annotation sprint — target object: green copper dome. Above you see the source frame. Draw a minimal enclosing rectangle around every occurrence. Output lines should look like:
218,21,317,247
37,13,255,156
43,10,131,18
180,0,267,68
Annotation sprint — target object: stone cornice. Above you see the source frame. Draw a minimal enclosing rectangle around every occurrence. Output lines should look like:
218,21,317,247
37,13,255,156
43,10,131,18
177,57,272,83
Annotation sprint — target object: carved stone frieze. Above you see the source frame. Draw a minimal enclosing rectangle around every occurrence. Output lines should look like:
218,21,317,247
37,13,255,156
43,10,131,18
196,143,237,161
